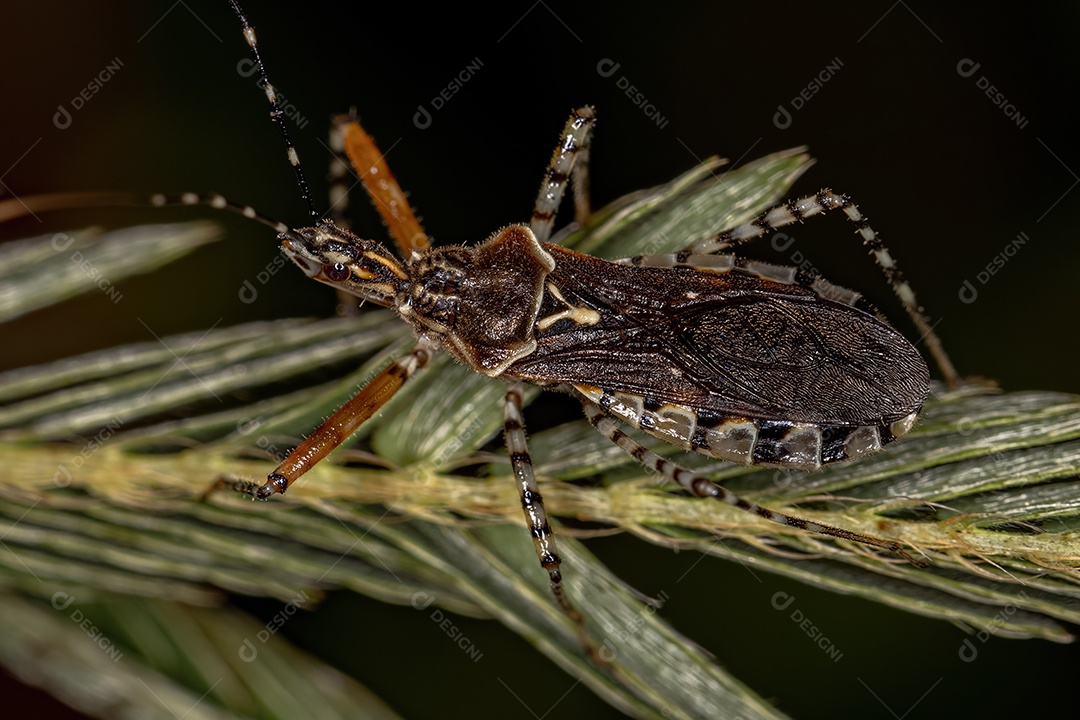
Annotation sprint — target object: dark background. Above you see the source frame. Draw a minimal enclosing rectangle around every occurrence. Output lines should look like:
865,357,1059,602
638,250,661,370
2,2,1078,718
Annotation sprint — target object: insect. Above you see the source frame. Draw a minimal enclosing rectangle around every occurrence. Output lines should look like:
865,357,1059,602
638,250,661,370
9,0,957,661
216,0,965,655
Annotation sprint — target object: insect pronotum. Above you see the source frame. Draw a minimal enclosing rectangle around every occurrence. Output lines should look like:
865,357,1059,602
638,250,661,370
9,0,959,662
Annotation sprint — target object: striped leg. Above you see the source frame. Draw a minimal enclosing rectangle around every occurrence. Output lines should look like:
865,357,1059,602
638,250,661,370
530,107,596,243
665,189,958,387
327,116,366,316
569,120,592,228
582,402,926,566
327,116,353,228
504,382,599,658
244,344,433,498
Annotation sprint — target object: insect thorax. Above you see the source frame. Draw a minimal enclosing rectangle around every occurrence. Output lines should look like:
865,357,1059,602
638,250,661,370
398,224,556,376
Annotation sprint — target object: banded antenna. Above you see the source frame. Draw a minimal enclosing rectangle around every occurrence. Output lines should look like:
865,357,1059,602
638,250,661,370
228,0,321,224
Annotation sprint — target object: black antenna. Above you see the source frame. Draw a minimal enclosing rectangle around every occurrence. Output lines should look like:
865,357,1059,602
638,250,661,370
227,0,321,224
0,191,290,233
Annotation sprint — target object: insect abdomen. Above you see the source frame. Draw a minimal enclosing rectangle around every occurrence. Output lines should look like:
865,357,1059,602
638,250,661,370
570,385,918,469
510,246,929,470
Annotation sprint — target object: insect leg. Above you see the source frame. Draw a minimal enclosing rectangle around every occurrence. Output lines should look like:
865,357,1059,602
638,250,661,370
335,114,431,256
673,188,959,386
324,116,370,316
569,119,592,228
582,402,926,566
232,0,429,255
328,117,353,229
504,382,600,658
530,107,596,243
234,344,434,499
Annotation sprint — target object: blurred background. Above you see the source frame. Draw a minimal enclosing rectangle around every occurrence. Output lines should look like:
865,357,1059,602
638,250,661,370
2,1,1078,718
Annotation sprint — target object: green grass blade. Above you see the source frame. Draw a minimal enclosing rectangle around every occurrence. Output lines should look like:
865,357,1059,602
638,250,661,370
0,222,221,323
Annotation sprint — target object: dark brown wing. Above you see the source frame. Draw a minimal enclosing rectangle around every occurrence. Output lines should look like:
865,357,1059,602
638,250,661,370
505,246,929,426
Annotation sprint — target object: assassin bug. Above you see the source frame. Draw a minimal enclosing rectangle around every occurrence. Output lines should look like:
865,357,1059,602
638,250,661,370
6,0,956,660
206,0,959,654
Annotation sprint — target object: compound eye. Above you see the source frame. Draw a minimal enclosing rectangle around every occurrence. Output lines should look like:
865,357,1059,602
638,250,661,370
324,263,350,282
